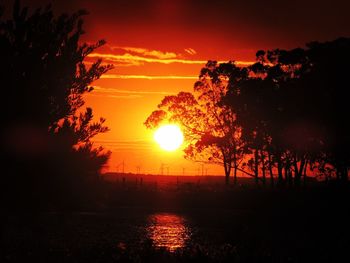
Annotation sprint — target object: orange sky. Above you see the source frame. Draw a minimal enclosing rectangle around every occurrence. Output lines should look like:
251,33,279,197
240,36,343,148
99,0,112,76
84,49,221,175
4,0,350,175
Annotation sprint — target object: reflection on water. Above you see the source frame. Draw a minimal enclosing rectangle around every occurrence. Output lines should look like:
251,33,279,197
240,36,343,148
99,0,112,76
146,213,191,252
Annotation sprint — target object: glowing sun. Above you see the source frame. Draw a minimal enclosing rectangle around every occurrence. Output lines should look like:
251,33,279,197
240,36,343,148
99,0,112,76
154,124,184,151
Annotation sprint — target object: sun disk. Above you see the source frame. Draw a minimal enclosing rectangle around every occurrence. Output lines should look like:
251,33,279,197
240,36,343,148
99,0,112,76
154,124,184,151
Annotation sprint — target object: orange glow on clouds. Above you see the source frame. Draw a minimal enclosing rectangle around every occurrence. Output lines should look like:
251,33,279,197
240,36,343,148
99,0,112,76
100,74,198,80
10,0,348,176
85,46,254,168
84,45,252,175
88,52,254,67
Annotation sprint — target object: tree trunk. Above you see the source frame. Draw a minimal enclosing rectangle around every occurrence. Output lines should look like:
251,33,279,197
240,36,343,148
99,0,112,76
268,151,274,187
224,161,231,185
254,149,259,185
277,161,283,185
303,160,308,186
284,165,292,187
284,166,288,184
233,166,237,185
276,152,283,185
293,153,304,187
260,150,266,185
233,150,238,185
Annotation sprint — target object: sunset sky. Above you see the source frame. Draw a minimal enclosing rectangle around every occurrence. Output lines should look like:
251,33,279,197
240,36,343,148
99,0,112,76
4,0,350,175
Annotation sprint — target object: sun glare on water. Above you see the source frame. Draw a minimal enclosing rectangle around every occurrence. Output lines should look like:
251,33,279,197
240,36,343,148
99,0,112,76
154,124,184,151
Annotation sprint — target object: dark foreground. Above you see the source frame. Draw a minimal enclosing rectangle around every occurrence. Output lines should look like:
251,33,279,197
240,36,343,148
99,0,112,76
2,181,350,263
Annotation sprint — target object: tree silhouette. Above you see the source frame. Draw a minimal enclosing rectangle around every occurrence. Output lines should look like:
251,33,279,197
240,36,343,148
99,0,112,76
0,1,112,208
146,38,350,186
224,38,350,185
291,38,350,182
145,61,247,184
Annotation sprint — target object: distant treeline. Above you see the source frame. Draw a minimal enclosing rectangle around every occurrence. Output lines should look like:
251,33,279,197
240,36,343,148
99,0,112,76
146,38,350,186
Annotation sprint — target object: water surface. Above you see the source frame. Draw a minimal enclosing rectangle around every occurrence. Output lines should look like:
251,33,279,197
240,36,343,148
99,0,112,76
146,213,191,251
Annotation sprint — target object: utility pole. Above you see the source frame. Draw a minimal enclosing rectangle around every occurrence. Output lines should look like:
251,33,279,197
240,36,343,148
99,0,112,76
160,163,164,176
160,163,169,176
136,165,141,174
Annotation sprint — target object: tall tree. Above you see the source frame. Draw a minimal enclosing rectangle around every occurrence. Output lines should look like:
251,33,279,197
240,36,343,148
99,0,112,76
145,61,247,184
225,38,350,185
0,1,112,207
146,38,349,186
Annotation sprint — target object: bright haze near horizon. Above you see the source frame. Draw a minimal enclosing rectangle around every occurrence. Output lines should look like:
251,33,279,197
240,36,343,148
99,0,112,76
3,0,350,175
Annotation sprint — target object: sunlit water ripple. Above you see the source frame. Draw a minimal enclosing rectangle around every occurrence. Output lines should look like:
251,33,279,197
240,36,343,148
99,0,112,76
146,213,191,252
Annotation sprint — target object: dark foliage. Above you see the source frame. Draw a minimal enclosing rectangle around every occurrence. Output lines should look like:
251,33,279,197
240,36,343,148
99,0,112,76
0,1,112,210
146,38,350,185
